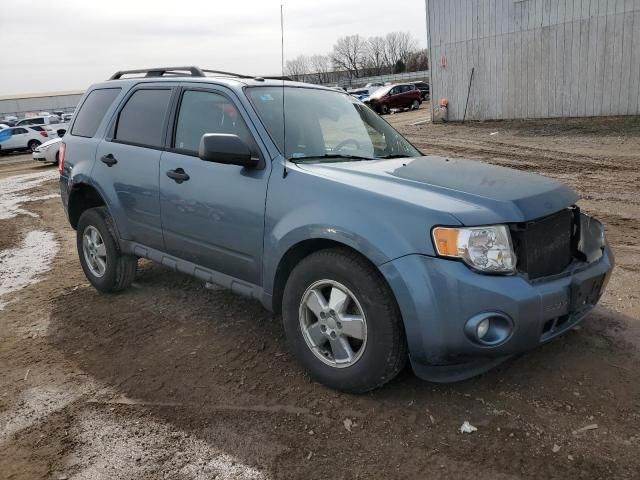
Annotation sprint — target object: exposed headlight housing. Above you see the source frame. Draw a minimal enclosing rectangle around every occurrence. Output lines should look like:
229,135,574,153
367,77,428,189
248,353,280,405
432,225,517,273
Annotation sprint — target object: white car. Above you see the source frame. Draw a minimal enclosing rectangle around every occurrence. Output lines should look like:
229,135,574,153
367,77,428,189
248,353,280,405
32,137,62,164
16,115,69,136
0,123,10,130
16,115,60,127
0,126,49,154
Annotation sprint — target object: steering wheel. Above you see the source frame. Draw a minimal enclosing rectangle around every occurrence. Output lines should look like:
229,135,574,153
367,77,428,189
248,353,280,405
333,138,361,153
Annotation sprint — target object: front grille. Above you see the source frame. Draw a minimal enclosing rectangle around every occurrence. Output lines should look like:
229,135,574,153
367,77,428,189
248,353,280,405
510,208,576,279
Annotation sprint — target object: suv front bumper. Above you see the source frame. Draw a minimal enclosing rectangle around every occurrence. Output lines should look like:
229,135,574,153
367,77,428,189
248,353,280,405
380,245,614,383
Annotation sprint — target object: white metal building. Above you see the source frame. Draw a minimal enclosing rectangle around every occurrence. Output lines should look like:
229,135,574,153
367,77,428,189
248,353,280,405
0,91,84,118
426,0,640,121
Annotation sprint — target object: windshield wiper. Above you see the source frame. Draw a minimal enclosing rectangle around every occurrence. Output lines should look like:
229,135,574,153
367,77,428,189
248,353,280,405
289,154,376,163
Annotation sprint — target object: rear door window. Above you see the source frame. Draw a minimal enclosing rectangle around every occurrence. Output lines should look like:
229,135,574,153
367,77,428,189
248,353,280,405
114,89,172,148
72,88,121,138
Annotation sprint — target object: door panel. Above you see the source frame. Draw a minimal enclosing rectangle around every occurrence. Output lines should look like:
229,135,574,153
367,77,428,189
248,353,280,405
94,141,163,249
92,87,173,250
160,153,268,283
5,129,27,149
159,88,269,284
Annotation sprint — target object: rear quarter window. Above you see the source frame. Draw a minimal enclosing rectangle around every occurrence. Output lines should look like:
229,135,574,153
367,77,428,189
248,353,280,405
71,88,121,138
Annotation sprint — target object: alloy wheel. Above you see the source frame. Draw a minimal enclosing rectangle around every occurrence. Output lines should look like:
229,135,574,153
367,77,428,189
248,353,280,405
298,279,367,368
82,225,107,277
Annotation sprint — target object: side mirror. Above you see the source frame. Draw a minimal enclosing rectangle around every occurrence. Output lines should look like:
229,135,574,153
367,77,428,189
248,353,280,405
198,133,258,168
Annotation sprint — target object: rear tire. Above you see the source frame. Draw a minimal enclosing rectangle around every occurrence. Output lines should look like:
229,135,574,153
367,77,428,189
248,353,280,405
28,140,41,152
282,248,407,393
76,207,137,293
411,99,420,110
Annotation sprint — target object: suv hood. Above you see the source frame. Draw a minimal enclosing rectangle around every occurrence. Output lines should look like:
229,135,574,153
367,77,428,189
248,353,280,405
297,156,578,225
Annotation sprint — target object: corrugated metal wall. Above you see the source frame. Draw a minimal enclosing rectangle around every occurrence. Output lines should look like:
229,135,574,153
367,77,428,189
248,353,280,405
0,93,83,117
427,0,640,121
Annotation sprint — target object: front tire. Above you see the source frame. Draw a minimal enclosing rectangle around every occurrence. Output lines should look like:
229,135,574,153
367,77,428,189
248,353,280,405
76,207,137,293
381,104,390,115
282,248,407,393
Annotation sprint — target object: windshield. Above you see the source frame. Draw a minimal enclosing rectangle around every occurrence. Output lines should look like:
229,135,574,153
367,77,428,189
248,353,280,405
246,86,421,162
368,86,392,99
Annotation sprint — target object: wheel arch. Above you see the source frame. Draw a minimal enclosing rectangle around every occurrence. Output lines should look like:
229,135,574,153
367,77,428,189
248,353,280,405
67,182,108,230
270,238,392,314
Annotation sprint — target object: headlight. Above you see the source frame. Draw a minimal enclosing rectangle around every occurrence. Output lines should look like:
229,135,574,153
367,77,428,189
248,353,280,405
432,225,517,273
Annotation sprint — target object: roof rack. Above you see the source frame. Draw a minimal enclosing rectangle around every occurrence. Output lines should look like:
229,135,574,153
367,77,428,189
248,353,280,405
109,66,205,80
108,66,291,81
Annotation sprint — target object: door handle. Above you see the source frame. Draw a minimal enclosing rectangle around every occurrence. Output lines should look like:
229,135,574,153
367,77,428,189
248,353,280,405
100,153,118,167
166,168,190,184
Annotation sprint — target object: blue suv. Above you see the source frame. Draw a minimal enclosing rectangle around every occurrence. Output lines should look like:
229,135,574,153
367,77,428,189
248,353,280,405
59,66,614,392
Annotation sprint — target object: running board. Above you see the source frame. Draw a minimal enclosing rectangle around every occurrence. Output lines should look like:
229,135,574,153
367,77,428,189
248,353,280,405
120,240,272,310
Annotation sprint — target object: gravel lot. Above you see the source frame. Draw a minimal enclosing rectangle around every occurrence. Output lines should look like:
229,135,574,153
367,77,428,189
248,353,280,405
1,109,639,479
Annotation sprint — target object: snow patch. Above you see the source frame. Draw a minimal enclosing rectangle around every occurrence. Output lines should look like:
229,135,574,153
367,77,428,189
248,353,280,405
66,410,268,479
0,170,59,219
0,384,82,442
0,230,58,309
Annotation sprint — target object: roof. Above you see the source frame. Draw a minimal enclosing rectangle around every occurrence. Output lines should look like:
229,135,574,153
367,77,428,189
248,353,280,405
0,90,85,101
91,75,333,92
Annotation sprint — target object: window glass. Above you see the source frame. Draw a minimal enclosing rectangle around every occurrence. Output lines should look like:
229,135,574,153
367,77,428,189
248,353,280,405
115,89,172,147
13,128,27,134
246,87,421,161
174,90,254,152
72,88,121,138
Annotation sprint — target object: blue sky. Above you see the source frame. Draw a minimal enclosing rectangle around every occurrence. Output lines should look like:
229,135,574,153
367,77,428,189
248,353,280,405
0,0,428,95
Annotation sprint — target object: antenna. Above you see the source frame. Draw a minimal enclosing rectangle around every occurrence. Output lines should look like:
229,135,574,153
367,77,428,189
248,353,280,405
281,4,288,177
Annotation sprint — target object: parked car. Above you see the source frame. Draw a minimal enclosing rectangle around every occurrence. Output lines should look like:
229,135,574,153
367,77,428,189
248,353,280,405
28,125,59,139
364,83,422,114
347,88,370,102
1,116,17,127
16,115,60,127
62,113,74,123
32,137,62,164
411,81,430,100
59,66,613,393
0,123,9,130
0,126,49,153
16,114,68,135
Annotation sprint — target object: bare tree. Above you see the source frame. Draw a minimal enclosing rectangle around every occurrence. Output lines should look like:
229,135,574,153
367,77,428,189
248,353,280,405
331,35,367,79
406,49,429,72
309,54,332,84
384,32,418,71
284,55,310,81
366,36,386,75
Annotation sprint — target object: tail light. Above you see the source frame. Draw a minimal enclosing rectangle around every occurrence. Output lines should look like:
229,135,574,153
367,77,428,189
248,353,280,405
40,131,48,138
58,142,66,175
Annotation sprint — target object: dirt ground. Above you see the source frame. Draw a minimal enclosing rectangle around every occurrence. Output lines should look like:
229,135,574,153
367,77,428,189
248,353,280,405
1,109,639,479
